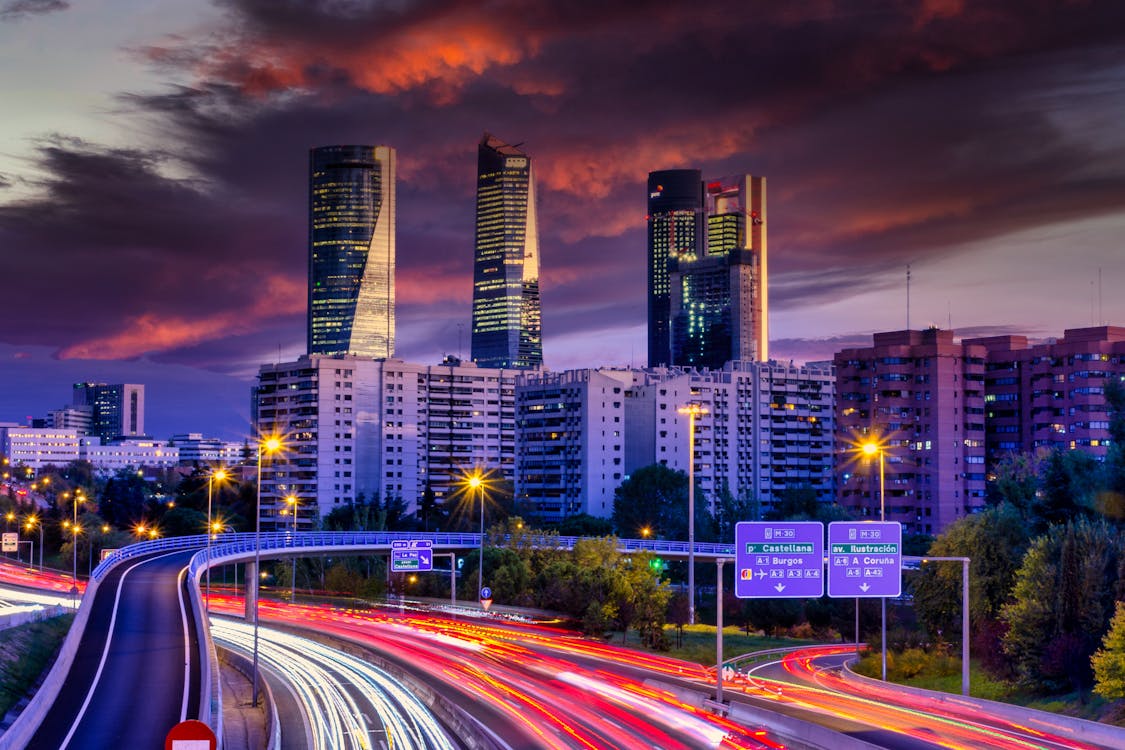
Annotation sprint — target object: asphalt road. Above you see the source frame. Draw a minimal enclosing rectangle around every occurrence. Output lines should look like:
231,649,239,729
25,549,202,750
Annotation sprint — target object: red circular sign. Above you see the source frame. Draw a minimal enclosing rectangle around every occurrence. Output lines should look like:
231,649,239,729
165,719,217,750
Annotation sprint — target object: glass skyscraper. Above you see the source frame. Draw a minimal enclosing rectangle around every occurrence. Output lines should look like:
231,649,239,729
471,133,542,369
649,171,768,368
647,170,703,367
308,145,396,359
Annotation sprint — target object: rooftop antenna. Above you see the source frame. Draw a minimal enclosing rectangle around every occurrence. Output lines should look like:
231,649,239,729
947,300,952,331
906,264,911,330
1099,267,1103,326
457,323,464,360
1091,280,1096,326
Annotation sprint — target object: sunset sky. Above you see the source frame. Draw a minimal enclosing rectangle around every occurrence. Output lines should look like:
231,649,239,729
2,0,1124,439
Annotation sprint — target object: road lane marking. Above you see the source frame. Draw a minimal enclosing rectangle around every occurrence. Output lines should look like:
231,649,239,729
59,551,190,750
177,566,191,723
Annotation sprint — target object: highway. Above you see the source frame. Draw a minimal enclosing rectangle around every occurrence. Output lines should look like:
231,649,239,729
22,550,204,749
210,617,461,750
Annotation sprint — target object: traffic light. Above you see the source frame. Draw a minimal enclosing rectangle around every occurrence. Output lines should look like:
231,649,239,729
648,557,664,573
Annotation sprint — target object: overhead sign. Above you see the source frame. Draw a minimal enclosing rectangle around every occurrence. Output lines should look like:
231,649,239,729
827,522,902,598
1,533,17,553
165,719,217,750
734,521,824,599
391,539,433,572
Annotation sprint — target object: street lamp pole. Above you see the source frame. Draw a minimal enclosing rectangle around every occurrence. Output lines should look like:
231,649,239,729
252,437,281,708
678,403,708,626
863,441,888,681
287,494,299,602
206,468,228,616
467,474,485,598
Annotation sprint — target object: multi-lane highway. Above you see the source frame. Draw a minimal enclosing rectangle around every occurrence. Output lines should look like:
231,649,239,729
21,550,205,749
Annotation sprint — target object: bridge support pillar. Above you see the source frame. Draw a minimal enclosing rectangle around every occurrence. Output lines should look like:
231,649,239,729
245,561,257,620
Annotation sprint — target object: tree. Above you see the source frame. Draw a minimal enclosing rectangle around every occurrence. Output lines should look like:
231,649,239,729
713,484,758,541
913,503,1028,638
613,464,709,542
766,485,819,520
1001,518,1123,692
1100,378,1125,521
987,451,1043,512
1092,601,1125,700
1036,449,1097,531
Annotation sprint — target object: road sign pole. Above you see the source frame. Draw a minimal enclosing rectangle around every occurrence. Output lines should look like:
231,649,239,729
716,558,725,706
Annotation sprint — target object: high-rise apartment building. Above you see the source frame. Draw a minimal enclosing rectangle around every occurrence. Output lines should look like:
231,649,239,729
515,361,834,523
648,171,767,369
967,326,1125,467
834,329,987,535
72,383,145,441
254,355,517,529
471,133,542,370
308,145,396,359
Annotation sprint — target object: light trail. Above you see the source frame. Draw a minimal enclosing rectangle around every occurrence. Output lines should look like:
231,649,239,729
210,617,457,750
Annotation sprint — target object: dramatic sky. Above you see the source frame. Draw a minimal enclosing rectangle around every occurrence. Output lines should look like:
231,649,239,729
2,0,1124,439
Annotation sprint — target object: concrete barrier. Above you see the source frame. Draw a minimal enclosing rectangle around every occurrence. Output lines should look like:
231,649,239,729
218,645,280,750
645,678,886,750
841,659,1125,748
0,585,95,750
0,604,68,631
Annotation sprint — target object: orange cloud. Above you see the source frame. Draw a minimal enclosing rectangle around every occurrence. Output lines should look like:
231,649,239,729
59,273,305,360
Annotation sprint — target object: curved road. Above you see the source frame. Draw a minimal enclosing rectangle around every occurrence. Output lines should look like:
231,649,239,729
24,550,204,749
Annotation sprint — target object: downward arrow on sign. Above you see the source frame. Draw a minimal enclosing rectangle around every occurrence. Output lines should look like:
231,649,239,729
773,583,785,593
420,554,430,565
859,583,870,592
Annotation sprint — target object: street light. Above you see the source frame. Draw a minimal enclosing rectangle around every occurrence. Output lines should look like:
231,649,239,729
252,435,283,708
677,402,708,625
861,439,888,682
24,516,43,570
466,471,486,599
286,493,299,602
205,467,229,615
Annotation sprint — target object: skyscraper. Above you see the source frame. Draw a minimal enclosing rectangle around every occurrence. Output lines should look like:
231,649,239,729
647,170,703,367
648,171,768,368
471,133,542,370
72,382,145,441
308,145,396,359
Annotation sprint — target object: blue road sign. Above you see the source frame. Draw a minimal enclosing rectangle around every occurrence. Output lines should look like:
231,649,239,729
735,521,824,599
391,539,433,572
827,522,902,598
480,586,492,600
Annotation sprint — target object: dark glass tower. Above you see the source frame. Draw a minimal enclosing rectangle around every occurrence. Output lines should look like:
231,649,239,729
670,175,768,368
647,170,703,367
471,133,542,369
308,145,396,359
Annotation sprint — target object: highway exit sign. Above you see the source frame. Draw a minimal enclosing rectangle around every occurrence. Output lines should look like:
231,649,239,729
391,539,433,572
827,521,902,598
1,533,16,553
735,521,824,598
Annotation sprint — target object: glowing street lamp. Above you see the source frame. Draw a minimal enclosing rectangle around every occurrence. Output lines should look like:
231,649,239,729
252,435,283,708
677,402,708,625
860,438,889,682
24,516,43,570
205,467,229,615
465,471,486,599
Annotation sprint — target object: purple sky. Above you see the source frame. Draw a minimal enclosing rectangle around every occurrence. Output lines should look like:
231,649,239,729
2,0,1124,440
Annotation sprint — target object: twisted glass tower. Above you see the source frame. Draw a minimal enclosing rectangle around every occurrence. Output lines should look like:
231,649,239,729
308,145,396,359
471,133,541,369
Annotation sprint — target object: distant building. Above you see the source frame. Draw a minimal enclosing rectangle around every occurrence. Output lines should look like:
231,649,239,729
79,438,179,474
0,425,81,469
648,171,767,369
47,405,92,433
71,383,145,442
308,145,396,359
254,355,517,530
471,133,542,370
834,329,987,535
515,361,834,523
967,326,1125,467
169,433,247,465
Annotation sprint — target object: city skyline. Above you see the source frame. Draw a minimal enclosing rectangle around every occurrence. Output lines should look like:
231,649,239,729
1,0,1124,438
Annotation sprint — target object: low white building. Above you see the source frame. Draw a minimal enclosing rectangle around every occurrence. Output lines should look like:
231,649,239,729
79,438,180,473
0,425,81,469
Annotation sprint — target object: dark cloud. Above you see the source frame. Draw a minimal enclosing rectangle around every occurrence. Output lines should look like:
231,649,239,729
0,0,68,21
2,0,1124,398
